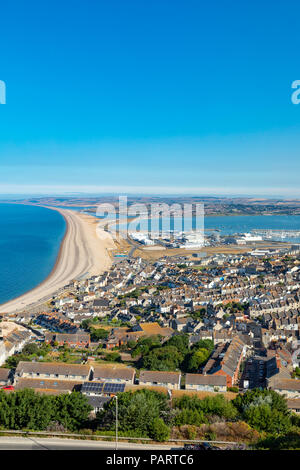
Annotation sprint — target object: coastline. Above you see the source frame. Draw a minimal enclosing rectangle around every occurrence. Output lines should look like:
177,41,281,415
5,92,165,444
0,206,70,309
0,205,115,314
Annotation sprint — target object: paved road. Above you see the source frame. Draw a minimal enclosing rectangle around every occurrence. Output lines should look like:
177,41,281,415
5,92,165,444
241,355,266,389
0,436,182,450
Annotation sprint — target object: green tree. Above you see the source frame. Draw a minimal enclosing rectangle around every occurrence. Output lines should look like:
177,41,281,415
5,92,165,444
80,319,91,330
191,308,206,320
127,340,137,349
149,417,170,441
233,389,289,415
174,409,206,426
0,389,54,430
142,346,183,371
243,405,291,434
90,328,109,342
173,394,238,421
186,348,210,372
131,336,161,358
165,334,189,355
98,389,170,437
192,339,214,353
255,431,300,450
233,388,291,434
22,343,40,356
53,392,92,431
292,367,300,379
104,352,121,362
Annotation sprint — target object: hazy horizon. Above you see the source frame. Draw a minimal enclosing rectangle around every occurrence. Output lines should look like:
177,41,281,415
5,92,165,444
0,191,298,200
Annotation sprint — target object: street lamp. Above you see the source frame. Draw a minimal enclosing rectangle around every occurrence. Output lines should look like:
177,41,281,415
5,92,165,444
112,395,118,450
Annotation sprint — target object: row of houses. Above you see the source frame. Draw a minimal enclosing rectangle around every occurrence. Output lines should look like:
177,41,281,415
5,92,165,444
11,360,232,393
44,332,91,348
2,359,300,415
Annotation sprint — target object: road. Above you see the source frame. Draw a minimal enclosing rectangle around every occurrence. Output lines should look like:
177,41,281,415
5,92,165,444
0,436,182,450
241,355,266,389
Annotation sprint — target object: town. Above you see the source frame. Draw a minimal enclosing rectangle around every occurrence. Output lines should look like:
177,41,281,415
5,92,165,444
1,240,300,447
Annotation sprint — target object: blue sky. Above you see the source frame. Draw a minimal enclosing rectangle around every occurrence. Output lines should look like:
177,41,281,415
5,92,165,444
0,0,300,196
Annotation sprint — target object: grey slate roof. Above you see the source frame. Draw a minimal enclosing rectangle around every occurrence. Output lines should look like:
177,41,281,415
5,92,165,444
185,373,226,387
139,370,181,385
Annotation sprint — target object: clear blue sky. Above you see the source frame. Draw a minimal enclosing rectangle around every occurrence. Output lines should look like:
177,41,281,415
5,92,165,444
0,0,300,196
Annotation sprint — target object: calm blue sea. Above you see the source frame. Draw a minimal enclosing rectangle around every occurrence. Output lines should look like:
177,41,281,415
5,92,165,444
0,204,66,305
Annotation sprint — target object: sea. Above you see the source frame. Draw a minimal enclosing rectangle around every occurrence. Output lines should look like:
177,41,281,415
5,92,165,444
0,204,66,305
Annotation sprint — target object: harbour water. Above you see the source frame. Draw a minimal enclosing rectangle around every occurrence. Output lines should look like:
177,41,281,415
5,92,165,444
115,214,300,243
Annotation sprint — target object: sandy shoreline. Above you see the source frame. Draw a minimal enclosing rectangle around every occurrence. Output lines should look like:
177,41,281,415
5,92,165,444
0,206,116,314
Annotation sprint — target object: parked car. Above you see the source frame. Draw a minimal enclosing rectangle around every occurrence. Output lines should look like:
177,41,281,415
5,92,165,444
184,442,219,451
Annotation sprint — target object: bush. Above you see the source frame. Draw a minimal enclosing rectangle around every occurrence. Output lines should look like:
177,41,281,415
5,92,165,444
232,388,292,434
243,405,291,434
149,418,170,442
90,328,109,342
0,389,93,432
174,409,206,427
186,426,197,440
173,394,238,421
98,389,171,437
205,430,217,441
104,352,121,362
233,389,289,415
142,346,183,371
228,387,239,393
255,431,300,450
22,343,40,356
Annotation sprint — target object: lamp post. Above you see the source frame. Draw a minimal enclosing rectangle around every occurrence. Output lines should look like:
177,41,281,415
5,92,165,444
112,395,118,450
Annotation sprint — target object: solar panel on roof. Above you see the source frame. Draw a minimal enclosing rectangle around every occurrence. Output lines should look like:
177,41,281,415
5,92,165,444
81,382,104,394
103,383,125,393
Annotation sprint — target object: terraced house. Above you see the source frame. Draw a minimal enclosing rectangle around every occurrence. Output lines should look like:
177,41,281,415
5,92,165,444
268,377,300,399
205,336,247,387
91,365,135,384
14,362,92,382
45,332,90,348
185,373,227,393
14,378,82,395
138,370,181,390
